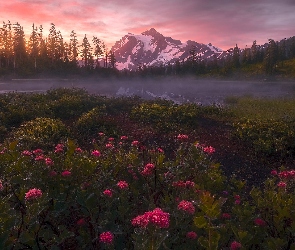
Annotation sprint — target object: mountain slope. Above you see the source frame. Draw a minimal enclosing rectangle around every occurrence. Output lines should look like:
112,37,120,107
111,28,224,70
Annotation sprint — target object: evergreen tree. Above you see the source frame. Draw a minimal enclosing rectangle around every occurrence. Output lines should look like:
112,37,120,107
80,34,93,68
232,44,240,68
13,22,27,70
92,36,105,68
264,39,279,74
108,50,116,69
69,30,79,63
251,40,258,63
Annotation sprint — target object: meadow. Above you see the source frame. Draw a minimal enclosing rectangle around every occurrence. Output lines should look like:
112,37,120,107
0,87,294,249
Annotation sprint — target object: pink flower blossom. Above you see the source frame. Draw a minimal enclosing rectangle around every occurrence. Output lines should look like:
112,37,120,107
177,134,188,140
33,149,43,155
234,195,240,200
234,199,241,205
131,208,170,228
49,170,57,177
203,146,215,154
172,180,195,188
98,132,104,136
54,144,64,153
230,241,242,250
75,147,83,153
22,150,32,156
141,163,155,176
120,135,128,140
0,180,3,191
277,181,287,188
177,200,195,214
91,150,101,157
271,170,278,175
186,231,197,240
99,231,114,244
157,147,164,153
77,218,86,226
25,188,42,200
254,218,266,226
278,170,295,179
105,143,114,149
45,157,54,166
117,181,129,189
103,189,113,197
131,140,139,146
35,155,44,161
108,137,115,141
222,213,231,219
61,170,71,177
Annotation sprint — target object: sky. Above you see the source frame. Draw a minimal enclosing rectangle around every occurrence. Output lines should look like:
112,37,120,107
1,0,295,50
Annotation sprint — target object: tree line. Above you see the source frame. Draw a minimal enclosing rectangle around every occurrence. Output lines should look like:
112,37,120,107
1,20,295,77
0,21,117,76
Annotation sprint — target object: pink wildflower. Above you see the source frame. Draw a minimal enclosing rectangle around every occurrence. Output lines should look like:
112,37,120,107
131,208,170,228
141,163,155,176
131,140,139,146
98,132,104,136
25,188,42,200
105,143,114,149
222,213,231,219
230,241,242,250
35,155,44,161
177,134,188,140
234,199,241,205
186,231,197,240
108,137,115,141
91,150,101,157
49,170,57,177
99,231,114,244
117,181,129,189
0,180,3,191
234,195,240,200
254,218,266,226
270,170,278,175
103,189,113,197
54,144,64,153
277,181,287,188
61,170,71,177
177,200,195,214
45,157,53,166
203,146,215,154
120,135,128,140
77,218,86,226
157,147,164,153
75,147,83,153
33,149,43,155
22,150,32,156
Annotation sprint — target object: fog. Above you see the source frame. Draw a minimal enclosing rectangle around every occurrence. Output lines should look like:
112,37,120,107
1,77,294,105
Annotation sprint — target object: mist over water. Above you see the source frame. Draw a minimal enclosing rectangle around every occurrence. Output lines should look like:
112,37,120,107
0,77,294,105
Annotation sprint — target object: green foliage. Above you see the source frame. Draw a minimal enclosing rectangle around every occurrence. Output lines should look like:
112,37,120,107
234,118,295,157
11,117,68,149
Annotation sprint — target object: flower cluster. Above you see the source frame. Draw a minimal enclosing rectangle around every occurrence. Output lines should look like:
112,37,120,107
131,208,170,228
22,150,32,156
172,180,195,188
278,170,295,179
230,241,242,250
61,170,71,177
234,194,241,205
254,218,266,226
203,146,215,154
99,231,114,244
25,188,43,200
103,189,113,197
141,163,155,176
117,181,129,189
222,213,231,219
45,157,54,166
0,180,3,191
91,150,101,157
186,231,197,240
177,134,188,140
54,143,64,153
177,200,195,214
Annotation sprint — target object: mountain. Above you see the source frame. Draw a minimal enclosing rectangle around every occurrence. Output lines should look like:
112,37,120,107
111,28,225,70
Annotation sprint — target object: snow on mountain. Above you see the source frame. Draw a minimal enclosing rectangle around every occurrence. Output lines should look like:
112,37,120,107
111,28,224,70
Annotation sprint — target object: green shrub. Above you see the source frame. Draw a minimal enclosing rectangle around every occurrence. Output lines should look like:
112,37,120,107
11,117,68,149
234,118,295,157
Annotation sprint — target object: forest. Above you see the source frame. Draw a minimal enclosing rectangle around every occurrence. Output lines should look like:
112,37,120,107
1,20,295,78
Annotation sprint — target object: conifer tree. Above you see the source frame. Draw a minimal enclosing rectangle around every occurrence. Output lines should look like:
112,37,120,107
264,39,278,74
69,30,79,63
92,36,105,68
80,34,93,68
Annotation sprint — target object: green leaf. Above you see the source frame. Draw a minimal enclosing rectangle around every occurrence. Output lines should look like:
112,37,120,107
198,236,209,248
194,216,207,228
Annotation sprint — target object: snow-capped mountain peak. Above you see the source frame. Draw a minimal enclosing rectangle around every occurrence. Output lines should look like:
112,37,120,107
111,28,224,70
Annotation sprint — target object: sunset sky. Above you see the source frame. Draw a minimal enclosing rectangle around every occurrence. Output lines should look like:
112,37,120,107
1,0,295,50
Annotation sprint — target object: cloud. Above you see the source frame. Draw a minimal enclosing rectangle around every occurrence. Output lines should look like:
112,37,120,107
1,0,295,49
